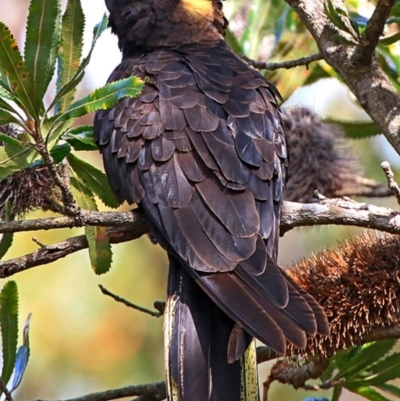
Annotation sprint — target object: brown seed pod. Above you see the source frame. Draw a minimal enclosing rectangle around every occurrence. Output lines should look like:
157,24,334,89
282,107,363,202
286,231,400,358
0,125,61,219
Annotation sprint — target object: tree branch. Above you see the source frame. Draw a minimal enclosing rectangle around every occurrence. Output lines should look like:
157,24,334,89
3,198,400,278
242,52,323,71
0,210,145,234
284,0,400,155
353,0,396,64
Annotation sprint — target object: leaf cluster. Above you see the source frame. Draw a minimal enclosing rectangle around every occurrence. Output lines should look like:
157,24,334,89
0,0,144,274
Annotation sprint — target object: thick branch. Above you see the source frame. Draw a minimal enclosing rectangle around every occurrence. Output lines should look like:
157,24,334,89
3,198,400,277
353,0,396,64
284,0,400,154
0,210,145,234
282,198,400,234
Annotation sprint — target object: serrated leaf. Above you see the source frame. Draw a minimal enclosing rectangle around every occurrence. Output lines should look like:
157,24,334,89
0,281,18,391
9,313,31,393
377,383,400,398
25,0,61,107
55,76,144,123
0,22,37,120
325,119,381,139
67,153,120,208
63,125,97,151
50,142,71,163
44,116,74,150
50,14,108,113
55,0,85,114
70,176,112,274
347,385,392,401
334,340,397,381
356,352,400,386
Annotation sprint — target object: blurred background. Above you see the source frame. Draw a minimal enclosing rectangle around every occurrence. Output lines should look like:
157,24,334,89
0,0,398,400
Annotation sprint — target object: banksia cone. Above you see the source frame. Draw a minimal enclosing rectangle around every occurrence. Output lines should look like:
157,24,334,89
0,125,61,219
282,107,363,202
286,232,400,357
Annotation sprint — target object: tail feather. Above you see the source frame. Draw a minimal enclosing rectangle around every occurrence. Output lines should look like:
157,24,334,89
166,257,261,401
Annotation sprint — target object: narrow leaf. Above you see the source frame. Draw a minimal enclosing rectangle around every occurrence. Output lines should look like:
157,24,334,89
55,0,85,113
0,109,20,126
0,234,13,260
25,0,61,105
334,340,397,380
324,119,381,139
51,14,108,112
347,386,392,401
359,352,400,386
63,125,97,151
70,176,112,274
0,142,38,181
378,384,400,398
0,22,37,119
9,313,31,393
0,133,23,147
67,153,120,208
0,281,18,389
55,77,144,123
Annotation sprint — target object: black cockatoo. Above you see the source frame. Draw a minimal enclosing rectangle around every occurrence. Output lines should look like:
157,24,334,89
94,1,329,400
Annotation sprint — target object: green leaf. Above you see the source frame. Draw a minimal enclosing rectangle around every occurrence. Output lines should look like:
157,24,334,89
0,133,22,147
0,22,37,120
378,383,400,398
347,385,392,401
51,14,108,112
55,76,144,123
334,340,397,380
0,142,38,181
358,352,400,386
0,233,13,260
9,313,31,393
70,176,112,274
379,32,400,46
67,153,120,208
50,142,71,163
63,125,97,151
55,0,85,114
0,108,21,126
225,28,243,54
325,119,381,139
0,281,18,390
25,0,61,107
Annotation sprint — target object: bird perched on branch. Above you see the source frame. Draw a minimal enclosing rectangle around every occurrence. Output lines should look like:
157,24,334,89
94,1,329,400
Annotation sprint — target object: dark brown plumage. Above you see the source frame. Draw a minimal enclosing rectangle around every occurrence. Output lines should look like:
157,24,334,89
94,1,328,400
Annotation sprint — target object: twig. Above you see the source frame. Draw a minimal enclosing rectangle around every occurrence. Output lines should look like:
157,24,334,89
241,52,323,71
0,377,14,401
381,161,400,205
99,285,163,318
353,0,396,65
0,225,148,278
33,382,166,401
